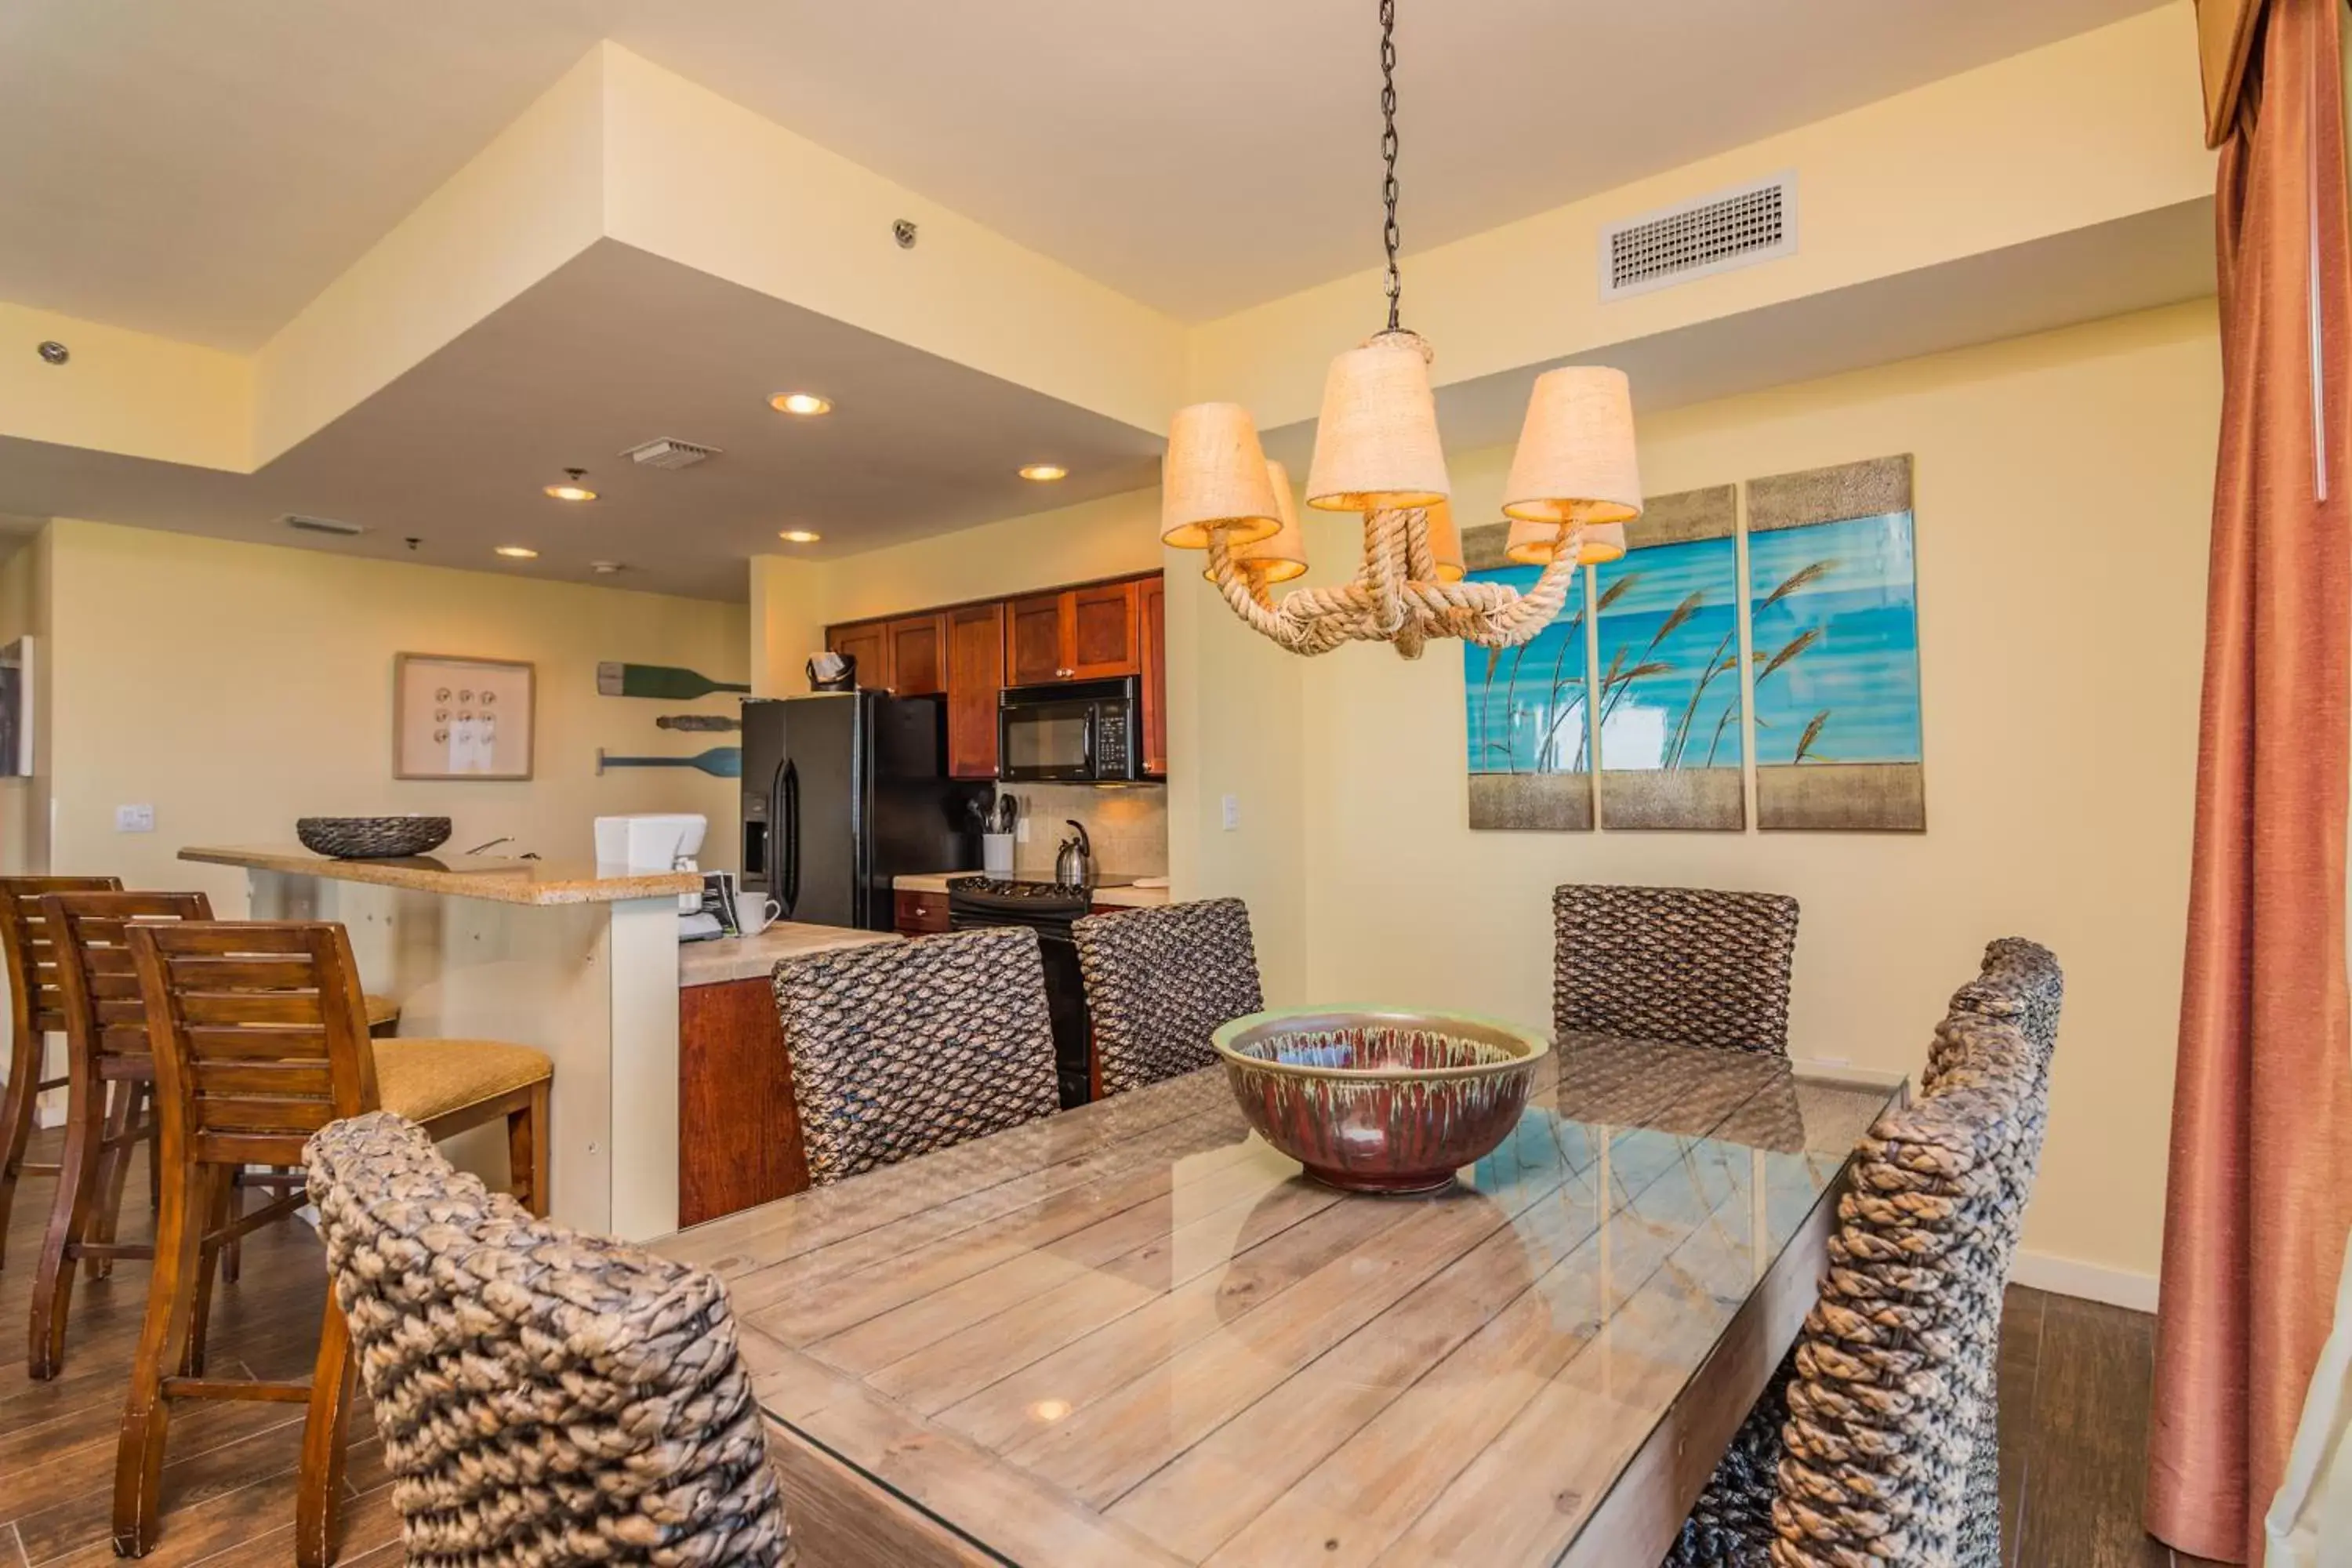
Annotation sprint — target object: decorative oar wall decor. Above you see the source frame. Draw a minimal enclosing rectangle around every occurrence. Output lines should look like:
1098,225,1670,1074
655,714,742,732
594,662,750,700
595,746,743,779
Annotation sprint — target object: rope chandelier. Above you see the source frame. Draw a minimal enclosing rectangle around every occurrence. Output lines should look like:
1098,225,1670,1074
1160,0,1646,659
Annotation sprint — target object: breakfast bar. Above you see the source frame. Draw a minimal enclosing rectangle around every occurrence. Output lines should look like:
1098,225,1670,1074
178,845,890,1240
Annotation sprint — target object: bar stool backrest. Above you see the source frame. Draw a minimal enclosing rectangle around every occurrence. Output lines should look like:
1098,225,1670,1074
128,921,382,1170
0,877,124,1044
43,892,214,1073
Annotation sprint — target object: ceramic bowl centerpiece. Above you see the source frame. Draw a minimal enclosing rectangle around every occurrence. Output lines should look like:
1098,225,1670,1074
295,816,452,860
1211,1006,1550,1195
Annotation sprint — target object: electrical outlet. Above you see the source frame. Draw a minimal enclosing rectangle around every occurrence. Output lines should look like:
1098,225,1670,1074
115,803,155,833
1221,793,1240,831
1015,816,1031,844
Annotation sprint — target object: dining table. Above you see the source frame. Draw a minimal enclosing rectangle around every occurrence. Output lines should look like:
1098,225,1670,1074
654,1033,1907,1567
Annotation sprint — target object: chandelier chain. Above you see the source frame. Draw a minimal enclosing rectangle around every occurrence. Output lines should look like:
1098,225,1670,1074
1378,0,1401,331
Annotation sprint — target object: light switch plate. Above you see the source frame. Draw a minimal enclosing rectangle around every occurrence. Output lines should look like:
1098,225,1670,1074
1221,793,1240,831
115,803,155,833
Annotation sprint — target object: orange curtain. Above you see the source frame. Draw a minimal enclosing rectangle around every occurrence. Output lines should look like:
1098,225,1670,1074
2148,0,2352,1561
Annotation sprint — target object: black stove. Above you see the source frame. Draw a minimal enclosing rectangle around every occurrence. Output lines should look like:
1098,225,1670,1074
946,876,1126,1107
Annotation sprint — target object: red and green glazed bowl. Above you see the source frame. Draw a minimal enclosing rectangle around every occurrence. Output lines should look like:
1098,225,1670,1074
1211,1007,1549,1195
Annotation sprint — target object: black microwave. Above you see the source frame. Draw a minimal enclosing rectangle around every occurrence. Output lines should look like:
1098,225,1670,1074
999,677,1143,782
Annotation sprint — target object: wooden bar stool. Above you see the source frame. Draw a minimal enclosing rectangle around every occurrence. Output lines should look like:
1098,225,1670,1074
28,891,212,1378
113,920,552,1564
0,875,123,1269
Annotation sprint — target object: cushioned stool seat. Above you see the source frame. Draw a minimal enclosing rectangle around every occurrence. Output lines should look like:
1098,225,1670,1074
372,1039,551,1126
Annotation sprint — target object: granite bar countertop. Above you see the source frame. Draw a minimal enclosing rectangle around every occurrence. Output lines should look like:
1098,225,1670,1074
181,845,702,907
678,922,899,988
892,871,1171,909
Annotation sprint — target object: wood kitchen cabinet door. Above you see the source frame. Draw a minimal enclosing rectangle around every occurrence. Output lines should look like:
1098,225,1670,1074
679,978,811,1225
1069,581,1142,678
887,613,947,695
1005,593,1069,685
945,601,1004,778
1138,575,1167,775
826,621,891,691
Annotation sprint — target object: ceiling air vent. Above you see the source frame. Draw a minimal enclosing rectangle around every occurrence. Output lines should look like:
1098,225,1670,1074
282,513,365,537
622,437,720,470
1600,173,1797,300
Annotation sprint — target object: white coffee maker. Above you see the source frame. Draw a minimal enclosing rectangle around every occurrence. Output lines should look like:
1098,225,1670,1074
593,814,715,937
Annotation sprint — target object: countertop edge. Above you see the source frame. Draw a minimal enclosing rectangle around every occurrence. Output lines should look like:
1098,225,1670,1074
180,846,702,907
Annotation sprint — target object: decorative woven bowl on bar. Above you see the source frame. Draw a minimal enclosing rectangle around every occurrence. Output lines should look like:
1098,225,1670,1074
1212,1006,1549,1195
295,815,452,859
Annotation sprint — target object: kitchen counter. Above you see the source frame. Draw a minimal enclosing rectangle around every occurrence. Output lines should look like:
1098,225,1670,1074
891,871,1171,909
180,845,700,906
679,923,898,987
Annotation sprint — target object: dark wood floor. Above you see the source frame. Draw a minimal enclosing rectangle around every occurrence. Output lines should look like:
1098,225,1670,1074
0,1125,2218,1566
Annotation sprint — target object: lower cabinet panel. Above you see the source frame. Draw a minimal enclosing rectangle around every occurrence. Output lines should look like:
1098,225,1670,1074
679,976,812,1225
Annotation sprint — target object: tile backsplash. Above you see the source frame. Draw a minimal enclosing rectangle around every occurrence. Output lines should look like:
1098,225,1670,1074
1007,783,1168,877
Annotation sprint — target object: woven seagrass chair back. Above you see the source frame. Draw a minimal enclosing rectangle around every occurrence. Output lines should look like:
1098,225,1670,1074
1551,883,1800,1053
305,1112,792,1567
1772,941,2062,1568
771,926,1060,1186
1073,898,1264,1095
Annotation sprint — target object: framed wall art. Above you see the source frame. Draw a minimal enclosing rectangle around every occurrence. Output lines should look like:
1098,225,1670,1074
393,654,535,781
1460,521,1592,830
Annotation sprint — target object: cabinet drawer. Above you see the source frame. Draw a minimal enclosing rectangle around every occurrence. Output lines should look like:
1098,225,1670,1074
895,889,951,935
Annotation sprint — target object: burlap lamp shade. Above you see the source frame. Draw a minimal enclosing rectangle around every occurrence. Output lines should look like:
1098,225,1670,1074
1506,517,1627,567
1162,403,1283,548
1422,500,1467,582
1305,336,1450,512
1501,367,1642,525
1208,460,1310,585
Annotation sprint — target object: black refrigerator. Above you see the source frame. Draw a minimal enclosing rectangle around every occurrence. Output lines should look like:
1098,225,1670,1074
740,694,990,931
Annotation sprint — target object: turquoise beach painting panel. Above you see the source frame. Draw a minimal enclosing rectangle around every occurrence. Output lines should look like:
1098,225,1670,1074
1591,485,1745,829
1745,456,1926,830
1461,530,1592,830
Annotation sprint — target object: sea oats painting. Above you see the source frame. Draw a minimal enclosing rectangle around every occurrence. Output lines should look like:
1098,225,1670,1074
1745,456,1926,830
1461,522,1592,829
1592,485,1746,830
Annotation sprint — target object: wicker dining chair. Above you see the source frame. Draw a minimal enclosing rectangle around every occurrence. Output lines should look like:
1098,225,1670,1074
771,927,1059,1186
1552,883,1801,1054
1665,938,2063,1568
305,1111,793,1567
1073,898,1264,1096
0,876,123,1267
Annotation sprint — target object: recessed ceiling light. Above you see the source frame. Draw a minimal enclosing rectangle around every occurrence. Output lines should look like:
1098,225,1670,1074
778,529,822,544
543,466,597,502
1019,464,1069,482
770,393,833,416
495,545,539,559
590,560,624,574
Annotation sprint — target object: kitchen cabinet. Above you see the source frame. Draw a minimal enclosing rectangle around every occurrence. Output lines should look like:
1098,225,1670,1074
826,620,889,691
946,601,1005,779
1004,581,1142,686
1005,593,1069,685
1138,576,1167,776
826,570,1166,778
895,889,950,935
886,613,946,695
678,978,811,1224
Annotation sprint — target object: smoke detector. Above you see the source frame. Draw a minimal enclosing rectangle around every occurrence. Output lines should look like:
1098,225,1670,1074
622,437,720,470
1600,173,1797,300
282,513,366,537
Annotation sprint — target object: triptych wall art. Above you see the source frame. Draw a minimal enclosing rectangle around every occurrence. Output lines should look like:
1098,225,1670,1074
1462,453,1925,833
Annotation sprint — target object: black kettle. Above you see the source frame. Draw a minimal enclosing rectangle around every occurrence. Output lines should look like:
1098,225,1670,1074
1054,820,1094,888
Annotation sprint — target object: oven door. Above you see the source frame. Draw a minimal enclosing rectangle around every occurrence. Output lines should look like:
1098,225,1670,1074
998,695,1098,782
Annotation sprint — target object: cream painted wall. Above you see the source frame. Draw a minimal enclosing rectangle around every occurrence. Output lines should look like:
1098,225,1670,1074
1294,300,2218,1288
44,520,748,915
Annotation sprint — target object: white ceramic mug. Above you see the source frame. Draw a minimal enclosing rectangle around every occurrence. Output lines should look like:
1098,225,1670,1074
740,895,784,937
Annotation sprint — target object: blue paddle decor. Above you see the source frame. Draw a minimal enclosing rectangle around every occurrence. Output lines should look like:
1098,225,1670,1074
595,746,742,779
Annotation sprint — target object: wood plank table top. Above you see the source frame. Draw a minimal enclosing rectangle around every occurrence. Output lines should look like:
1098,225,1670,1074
657,1036,1906,1567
